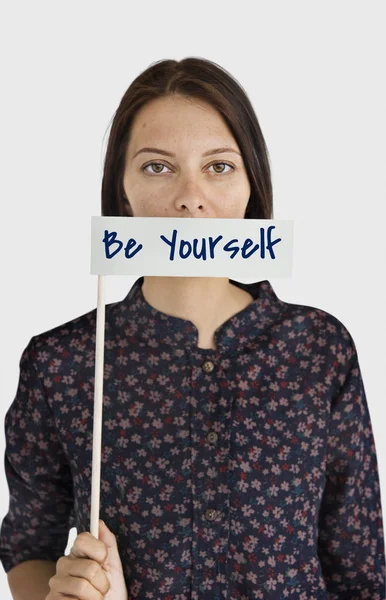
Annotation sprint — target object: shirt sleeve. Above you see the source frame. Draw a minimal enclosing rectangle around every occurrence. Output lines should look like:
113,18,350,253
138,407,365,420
317,334,386,599
0,336,75,574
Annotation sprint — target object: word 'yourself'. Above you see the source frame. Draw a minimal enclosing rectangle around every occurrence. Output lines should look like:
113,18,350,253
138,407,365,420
102,226,281,261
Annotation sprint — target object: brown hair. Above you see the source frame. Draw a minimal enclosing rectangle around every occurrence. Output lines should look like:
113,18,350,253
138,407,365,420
101,57,273,219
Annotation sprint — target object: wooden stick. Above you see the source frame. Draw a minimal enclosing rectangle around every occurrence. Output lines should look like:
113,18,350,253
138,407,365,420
90,274,106,538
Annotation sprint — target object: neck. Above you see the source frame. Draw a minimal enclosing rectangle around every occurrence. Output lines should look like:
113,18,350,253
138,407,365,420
141,276,244,333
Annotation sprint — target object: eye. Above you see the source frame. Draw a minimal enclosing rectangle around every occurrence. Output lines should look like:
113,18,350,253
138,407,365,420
142,162,171,174
207,162,234,174
141,161,235,175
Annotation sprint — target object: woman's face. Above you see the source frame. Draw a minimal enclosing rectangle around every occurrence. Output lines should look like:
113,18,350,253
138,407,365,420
122,95,251,219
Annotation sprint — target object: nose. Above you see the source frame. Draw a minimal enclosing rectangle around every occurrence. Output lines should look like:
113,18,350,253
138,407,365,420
177,179,206,215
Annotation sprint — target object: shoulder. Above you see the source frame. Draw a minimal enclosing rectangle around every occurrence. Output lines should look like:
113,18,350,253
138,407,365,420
278,293,357,361
26,297,125,367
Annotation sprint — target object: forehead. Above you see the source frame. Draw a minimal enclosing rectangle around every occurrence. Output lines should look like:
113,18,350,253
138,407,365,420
129,96,235,146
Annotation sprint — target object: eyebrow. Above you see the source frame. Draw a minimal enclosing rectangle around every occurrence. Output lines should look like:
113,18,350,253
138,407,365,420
133,146,241,159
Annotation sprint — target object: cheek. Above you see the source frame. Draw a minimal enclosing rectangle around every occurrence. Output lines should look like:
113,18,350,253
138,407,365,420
222,186,250,205
126,176,159,201
136,194,166,214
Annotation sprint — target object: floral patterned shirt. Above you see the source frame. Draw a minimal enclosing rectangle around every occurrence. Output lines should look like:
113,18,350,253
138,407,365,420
0,276,385,599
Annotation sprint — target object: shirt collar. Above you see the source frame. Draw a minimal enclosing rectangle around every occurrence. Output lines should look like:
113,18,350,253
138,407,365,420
120,276,287,354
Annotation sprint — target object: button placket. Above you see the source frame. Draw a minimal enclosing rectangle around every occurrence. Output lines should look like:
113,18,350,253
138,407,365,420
201,360,220,525
202,361,218,446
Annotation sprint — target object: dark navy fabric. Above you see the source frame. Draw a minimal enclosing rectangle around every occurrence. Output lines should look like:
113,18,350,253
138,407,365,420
0,276,385,599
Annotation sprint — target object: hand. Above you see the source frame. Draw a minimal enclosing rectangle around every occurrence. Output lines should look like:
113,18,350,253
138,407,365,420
46,519,128,600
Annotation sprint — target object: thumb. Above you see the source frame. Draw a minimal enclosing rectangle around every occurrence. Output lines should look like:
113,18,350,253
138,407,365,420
98,519,125,572
98,519,119,550
98,520,128,600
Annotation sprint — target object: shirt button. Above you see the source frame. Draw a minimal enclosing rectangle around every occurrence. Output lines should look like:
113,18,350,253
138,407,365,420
205,508,218,521
202,360,215,373
207,431,218,444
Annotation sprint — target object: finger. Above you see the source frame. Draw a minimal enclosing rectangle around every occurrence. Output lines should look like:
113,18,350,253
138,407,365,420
98,519,118,550
55,556,110,596
69,531,108,565
49,573,105,600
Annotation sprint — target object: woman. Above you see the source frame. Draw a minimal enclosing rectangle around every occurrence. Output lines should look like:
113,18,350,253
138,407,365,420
0,57,385,600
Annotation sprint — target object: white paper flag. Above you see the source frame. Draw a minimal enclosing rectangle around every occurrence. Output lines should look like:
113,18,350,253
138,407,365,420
90,217,293,279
